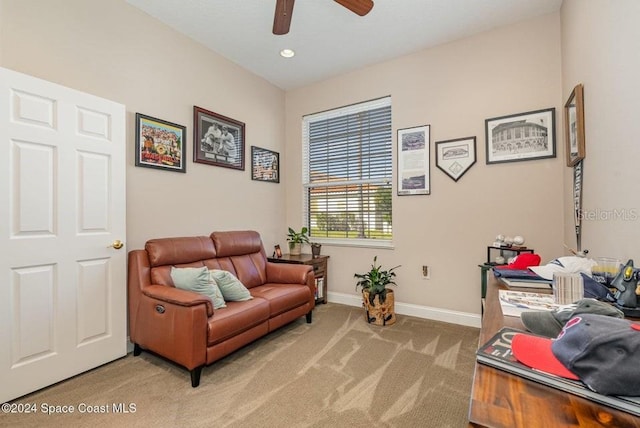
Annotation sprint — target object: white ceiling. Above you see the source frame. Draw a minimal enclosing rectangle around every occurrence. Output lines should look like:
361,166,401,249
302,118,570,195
126,0,563,91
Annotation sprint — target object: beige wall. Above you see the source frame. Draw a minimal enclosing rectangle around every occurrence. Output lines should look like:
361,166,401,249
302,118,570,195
561,0,640,262
285,12,565,316
0,0,287,252
2,1,592,321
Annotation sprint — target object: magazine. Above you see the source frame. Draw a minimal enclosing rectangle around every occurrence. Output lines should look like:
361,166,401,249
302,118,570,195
476,327,640,416
498,290,561,317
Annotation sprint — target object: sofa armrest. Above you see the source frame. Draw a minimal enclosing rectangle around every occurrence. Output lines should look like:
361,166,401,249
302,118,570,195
143,285,214,317
128,249,211,373
132,288,209,371
266,262,316,308
266,262,313,285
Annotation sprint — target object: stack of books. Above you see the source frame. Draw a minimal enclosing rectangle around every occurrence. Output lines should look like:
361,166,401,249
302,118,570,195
492,268,552,290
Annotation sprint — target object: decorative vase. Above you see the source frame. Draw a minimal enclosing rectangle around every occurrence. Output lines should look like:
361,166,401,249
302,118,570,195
289,242,301,255
311,243,321,257
362,289,396,326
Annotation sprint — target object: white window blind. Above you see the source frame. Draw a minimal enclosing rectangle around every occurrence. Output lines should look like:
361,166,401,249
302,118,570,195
302,97,392,245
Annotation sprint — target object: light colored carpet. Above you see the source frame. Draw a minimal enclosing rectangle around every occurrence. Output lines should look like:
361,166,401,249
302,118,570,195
6,303,479,428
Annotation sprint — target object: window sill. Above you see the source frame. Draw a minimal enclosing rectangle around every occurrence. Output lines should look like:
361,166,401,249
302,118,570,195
309,238,394,250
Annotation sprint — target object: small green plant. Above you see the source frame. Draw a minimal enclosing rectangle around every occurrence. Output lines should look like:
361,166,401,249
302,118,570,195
354,256,400,305
287,227,310,244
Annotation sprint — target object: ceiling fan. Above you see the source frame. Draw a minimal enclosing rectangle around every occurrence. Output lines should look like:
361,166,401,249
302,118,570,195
273,0,374,35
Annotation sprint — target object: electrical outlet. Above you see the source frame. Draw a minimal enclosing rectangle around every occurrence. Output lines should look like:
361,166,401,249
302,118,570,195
422,265,430,279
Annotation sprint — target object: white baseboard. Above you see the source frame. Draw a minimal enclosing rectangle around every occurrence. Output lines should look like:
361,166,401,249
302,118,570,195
326,292,482,329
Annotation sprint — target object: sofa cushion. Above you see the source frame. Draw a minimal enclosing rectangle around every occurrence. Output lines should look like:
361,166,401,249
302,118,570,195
211,231,268,288
207,298,270,345
231,254,267,288
170,266,226,309
210,270,252,301
250,283,313,317
211,230,263,257
146,236,216,267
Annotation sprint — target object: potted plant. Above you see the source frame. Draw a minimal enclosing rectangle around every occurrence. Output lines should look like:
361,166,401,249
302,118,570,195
287,227,309,256
354,256,400,326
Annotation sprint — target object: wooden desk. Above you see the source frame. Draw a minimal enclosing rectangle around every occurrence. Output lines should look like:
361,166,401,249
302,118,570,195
468,276,640,428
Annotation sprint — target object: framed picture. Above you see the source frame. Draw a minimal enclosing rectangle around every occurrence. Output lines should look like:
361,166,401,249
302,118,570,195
564,84,585,167
193,106,245,170
397,125,430,195
485,108,556,164
135,113,186,173
251,146,280,183
273,244,282,258
435,137,476,182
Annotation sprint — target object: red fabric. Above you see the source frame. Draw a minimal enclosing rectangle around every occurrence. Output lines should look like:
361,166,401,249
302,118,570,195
511,334,579,380
495,253,541,270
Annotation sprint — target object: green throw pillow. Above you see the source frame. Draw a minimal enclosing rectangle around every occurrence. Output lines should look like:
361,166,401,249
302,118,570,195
209,269,253,301
170,266,226,309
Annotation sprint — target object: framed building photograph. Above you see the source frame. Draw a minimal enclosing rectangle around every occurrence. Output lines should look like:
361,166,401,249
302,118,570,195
135,113,186,173
485,108,556,164
397,125,430,196
435,136,476,182
565,83,585,167
251,146,279,183
193,106,245,170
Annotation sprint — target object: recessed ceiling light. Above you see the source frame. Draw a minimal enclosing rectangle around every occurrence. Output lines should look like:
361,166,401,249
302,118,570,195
280,49,295,58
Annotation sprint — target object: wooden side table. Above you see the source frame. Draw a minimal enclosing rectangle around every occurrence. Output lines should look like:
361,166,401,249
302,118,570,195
267,254,329,304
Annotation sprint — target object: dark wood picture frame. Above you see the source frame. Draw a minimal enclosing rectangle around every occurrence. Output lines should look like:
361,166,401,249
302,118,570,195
193,106,245,170
564,83,585,167
435,136,477,182
251,146,280,183
135,113,186,173
485,108,556,164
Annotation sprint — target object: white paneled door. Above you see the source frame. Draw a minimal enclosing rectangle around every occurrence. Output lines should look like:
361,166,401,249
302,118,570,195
0,67,127,403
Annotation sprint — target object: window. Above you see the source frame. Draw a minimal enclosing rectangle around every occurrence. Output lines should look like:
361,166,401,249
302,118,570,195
302,97,392,247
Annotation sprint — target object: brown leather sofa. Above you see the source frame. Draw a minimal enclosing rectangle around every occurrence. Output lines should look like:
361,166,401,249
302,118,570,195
127,230,315,387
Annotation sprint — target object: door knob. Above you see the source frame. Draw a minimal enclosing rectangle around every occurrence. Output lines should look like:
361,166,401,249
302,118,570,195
108,240,124,250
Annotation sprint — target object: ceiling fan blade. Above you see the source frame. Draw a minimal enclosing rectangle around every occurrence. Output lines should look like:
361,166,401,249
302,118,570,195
273,0,295,35
333,0,374,16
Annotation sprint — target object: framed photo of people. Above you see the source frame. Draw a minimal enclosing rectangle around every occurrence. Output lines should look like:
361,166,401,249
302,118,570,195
435,136,476,182
193,106,245,170
135,113,186,173
251,146,280,183
397,125,430,196
564,83,585,167
485,108,556,164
